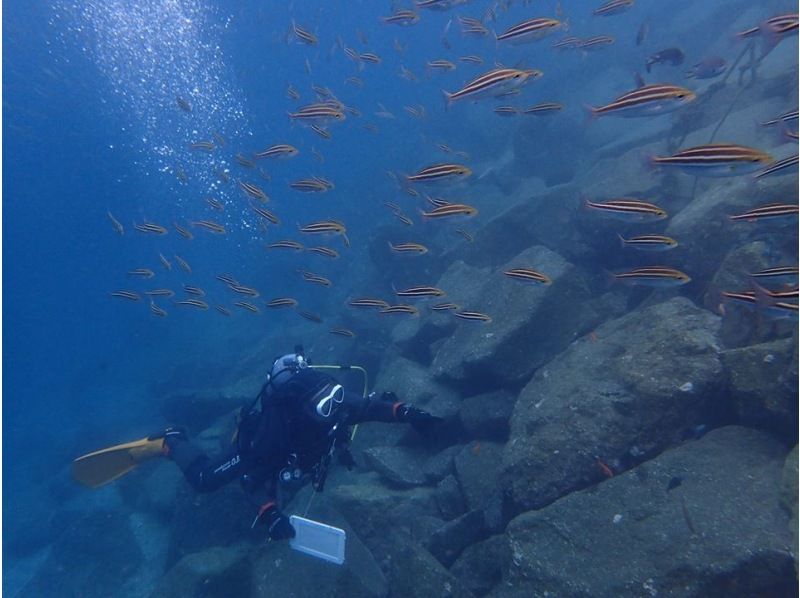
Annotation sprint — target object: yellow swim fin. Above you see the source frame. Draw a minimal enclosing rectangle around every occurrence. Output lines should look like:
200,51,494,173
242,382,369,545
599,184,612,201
71,434,166,488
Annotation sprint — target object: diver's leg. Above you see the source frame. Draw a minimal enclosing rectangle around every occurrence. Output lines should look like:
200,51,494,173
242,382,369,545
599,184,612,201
163,429,244,493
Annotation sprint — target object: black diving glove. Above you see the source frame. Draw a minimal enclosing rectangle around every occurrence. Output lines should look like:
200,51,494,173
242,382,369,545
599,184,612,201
254,503,296,541
396,404,444,435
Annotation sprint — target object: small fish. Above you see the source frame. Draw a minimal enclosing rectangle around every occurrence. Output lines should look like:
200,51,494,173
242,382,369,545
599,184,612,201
149,301,167,317
302,274,332,287
399,65,418,81
306,246,339,259
494,106,520,117
251,205,280,225
348,298,390,309
458,55,485,65
415,0,465,9
394,212,414,226
760,109,799,127
205,197,224,212
288,106,345,126
729,203,798,222
458,17,489,37
345,76,364,87
145,289,175,298
266,297,299,308
267,240,304,250
235,153,256,168
107,211,124,235
175,255,191,273
127,268,155,279
290,21,318,45
395,285,445,298
580,36,615,51
329,327,356,337
234,301,260,314
593,0,635,17
174,299,209,310
190,140,215,152
523,102,563,115
191,220,226,234
445,68,541,105
183,285,205,297
596,458,614,478
685,57,726,79
646,48,685,73
311,147,324,163
618,234,678,251
456,228,473,242
427,59,457,73
255,144,299,159
421,203,478,219
585,198,667,221
495,18,563,44
754,154,798,179
286,84,300,100
748,266,799,283
360,52,381,64
298,310,323,323
215,305,231,316
176,96,192,112
311,124,332,139
174,223,193,240
134,222,168,235
110,291,140,301
389,242,429,254
289,178,332,193
552,36,584,50
229,284,260,297
381,10,420,26
587,84,695,119
239,181,269,202
380,304,420,316
431,302,460,311
406,163,472,185
503,268,552,285
216,274,239,286
613,267,691,287
649,144,773,177
453,310,492,323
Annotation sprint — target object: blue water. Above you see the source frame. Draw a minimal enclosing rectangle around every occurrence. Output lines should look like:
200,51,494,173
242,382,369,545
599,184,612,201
4,0,797,595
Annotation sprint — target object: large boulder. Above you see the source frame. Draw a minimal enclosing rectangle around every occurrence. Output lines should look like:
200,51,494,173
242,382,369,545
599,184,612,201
500,297,725,515
150,545,251,598
389,541,475,598
431,246,598,392
780,446,798,569
495,426,795,597
450,534,509,597
458,390,515,441
722,336,799,441
362,446,429,488
19,509,144,598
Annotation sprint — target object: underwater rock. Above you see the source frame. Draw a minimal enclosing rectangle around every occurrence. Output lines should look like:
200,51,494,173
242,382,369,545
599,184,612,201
423,444,465,484
150,545,251,598
450,534,509,597
780,446,798,569
722,336,799,441
20,509,144,598
435,474,468,521
459,390,515,441
500,297,725,515
389,541,474,598
667,176,797,290
391,260,490,361
329,472,438,563
454,441,505,513
427,510,488,569
431,245,598,392
495,426,795,598
362,446,428,488
706,241,786,348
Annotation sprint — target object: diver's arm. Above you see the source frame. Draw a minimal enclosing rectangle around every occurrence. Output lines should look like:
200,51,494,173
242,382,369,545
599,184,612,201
345,391,443,432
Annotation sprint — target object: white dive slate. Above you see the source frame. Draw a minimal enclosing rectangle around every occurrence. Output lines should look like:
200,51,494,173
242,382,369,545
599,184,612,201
289,515,347,565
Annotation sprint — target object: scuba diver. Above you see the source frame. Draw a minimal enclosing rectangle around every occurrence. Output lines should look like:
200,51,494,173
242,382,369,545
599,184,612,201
72,347,443,542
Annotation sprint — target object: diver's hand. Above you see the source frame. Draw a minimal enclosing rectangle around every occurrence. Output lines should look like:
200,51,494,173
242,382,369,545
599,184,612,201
254,502,296,541
396,404,444,434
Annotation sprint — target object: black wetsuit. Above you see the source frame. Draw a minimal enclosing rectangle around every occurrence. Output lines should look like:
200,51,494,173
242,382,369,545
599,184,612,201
168,369,403,510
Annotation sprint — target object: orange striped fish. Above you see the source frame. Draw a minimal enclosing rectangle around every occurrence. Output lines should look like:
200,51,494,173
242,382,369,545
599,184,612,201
495,18,563,44
444,68,541,105
649,144,773,177
587,84,695,119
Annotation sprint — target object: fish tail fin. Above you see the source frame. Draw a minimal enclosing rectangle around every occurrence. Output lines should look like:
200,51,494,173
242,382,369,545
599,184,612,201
641,152,659,174
758,20,782,57
583,104,599,125
618,233,628,248
442,90,453,112
704,284,728,316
